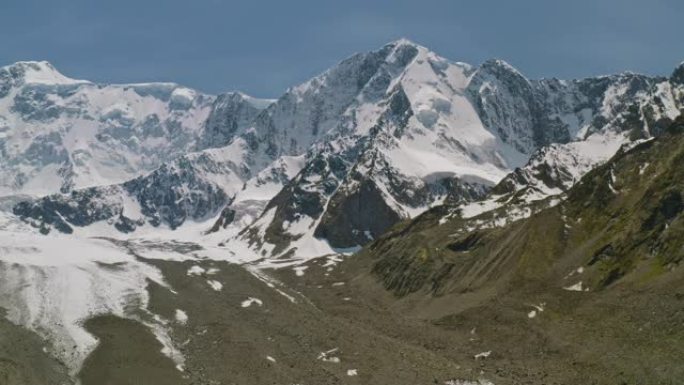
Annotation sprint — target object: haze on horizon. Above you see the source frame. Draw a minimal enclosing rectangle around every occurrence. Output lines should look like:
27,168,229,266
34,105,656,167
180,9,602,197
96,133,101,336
1,0,682,97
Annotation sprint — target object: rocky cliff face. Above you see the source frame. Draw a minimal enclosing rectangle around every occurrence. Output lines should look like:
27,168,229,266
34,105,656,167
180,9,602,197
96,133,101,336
491,73,683,202
198,92,273,150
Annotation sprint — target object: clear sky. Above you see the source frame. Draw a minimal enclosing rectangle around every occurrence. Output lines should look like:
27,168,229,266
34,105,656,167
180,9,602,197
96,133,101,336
1,0,682,97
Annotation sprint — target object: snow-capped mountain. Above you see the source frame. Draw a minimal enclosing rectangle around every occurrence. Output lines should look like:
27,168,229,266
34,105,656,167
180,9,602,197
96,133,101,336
13,144,245,233
0,61,274,198
492,68,683,202
12,139,305,236
2,41,683,384
237,40,682,256
197,91,275,151
6,40,683,260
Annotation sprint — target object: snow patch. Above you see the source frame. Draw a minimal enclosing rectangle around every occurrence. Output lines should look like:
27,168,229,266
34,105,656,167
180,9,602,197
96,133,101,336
444,380,495,385
527,303,545,318
187,265,206,276
293,265,308,277
241,297,263,308
175,309,188,325
563,281,588,292
207,280,223,291
317,348,341,363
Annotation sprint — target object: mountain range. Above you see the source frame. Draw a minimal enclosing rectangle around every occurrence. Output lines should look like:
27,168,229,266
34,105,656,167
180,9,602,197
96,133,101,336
7,40,683,252
0,39,683,385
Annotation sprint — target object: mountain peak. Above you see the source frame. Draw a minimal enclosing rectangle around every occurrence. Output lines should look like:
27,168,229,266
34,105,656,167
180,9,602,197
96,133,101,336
383,38,432,53
232,91,277,109
1,60,88,85
671,60,684,85
479,58,522,75
386,37,418,47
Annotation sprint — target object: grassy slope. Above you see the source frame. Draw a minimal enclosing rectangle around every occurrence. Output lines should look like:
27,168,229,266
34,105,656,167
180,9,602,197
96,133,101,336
339,116,684,384
365,117,684,296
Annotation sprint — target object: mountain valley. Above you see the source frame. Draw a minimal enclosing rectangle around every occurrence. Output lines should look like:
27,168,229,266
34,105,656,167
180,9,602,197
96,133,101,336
0,40,683,385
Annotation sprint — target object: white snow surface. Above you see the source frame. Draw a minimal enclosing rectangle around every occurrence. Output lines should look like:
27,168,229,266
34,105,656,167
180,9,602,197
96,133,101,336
0,212,263,375
240,297,263,308
0,229,168,374
3,61,89,85
0,69,215,196
563,281,588,292
317,348,341,363
0,61,277,199
175,309,189,325
207,280,223,291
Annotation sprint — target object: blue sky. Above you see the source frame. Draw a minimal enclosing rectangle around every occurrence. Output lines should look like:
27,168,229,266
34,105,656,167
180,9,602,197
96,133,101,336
1,0,682,97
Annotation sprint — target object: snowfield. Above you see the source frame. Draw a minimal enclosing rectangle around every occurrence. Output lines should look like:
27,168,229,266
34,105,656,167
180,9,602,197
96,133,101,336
0,213,261,375
0,229,168,374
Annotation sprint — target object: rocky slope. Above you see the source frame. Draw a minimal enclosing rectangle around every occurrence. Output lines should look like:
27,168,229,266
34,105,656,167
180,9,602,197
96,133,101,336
362,115,684,297
284,116,684,384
